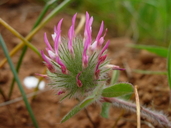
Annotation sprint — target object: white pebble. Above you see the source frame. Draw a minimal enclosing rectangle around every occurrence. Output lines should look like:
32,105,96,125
23,76,45,90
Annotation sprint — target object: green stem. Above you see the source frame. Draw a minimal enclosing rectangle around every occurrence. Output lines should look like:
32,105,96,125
33,0,57,29
133,69,167,75
0,35,39,128
168,42,171,89
40,0,71,27
23,0,71,42
8,0,57,100
8,48,27,99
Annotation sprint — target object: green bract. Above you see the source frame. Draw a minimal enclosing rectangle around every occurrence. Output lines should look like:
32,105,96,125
48,37,107,99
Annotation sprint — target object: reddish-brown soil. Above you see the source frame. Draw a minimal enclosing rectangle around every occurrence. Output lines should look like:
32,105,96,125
0,2,170,128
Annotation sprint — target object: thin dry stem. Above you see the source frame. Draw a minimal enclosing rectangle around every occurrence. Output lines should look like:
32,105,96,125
0,89,48,107
75,13,86,35
134,85,141,128
0,19,40,68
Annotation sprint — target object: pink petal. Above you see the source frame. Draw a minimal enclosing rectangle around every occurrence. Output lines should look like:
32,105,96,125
46,48,56,59
99,28,107,46
94,55,107,76
85,12,90,27
56,56,68,74
89,16,93,27
95,69,100,80
52,32,56,41
53,19,63,42
54,30,61,55
57,19,63,32
95,55,106,74
44,33,53,51
68,26,74,54
99,40,110,57
90,41,98,51
76,72,82,87
57,89,65,95
105,64,125,70
35,73,48,78
96,21,104,42
84,12,90,38
72,13,77,25
40,50,55,72
82,39,89,68
99,54,107,63
82,55,88,68
72,13,77,36
40,50,51,65
61,65,68,74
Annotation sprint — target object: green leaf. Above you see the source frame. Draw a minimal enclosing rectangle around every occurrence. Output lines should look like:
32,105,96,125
129,44,168,57
118,93,132,100
100,102,110,118
167,42,171,89
61,95,94,123
102,82,133,98
61,84,104,123
79,97,94,108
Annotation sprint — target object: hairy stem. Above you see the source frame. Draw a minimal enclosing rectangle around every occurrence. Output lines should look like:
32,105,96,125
102,97,171,128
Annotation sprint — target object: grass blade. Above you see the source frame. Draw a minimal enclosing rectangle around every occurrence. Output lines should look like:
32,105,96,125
167,42,171,89
33,0,58,29
133,69,167,75
8,0,58,99
0,35,39,128
0,0,71,68
0,19,40,57
129,44,168,57
8,50,26,99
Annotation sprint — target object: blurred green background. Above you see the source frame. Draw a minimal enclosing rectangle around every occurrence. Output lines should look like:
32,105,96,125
54,0,171,46
70,0,171,46
3,0,171,46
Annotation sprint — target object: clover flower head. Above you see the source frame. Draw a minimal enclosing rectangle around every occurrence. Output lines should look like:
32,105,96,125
41,12,123,99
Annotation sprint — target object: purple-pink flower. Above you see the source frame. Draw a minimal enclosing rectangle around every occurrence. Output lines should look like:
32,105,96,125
40,12,124,99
